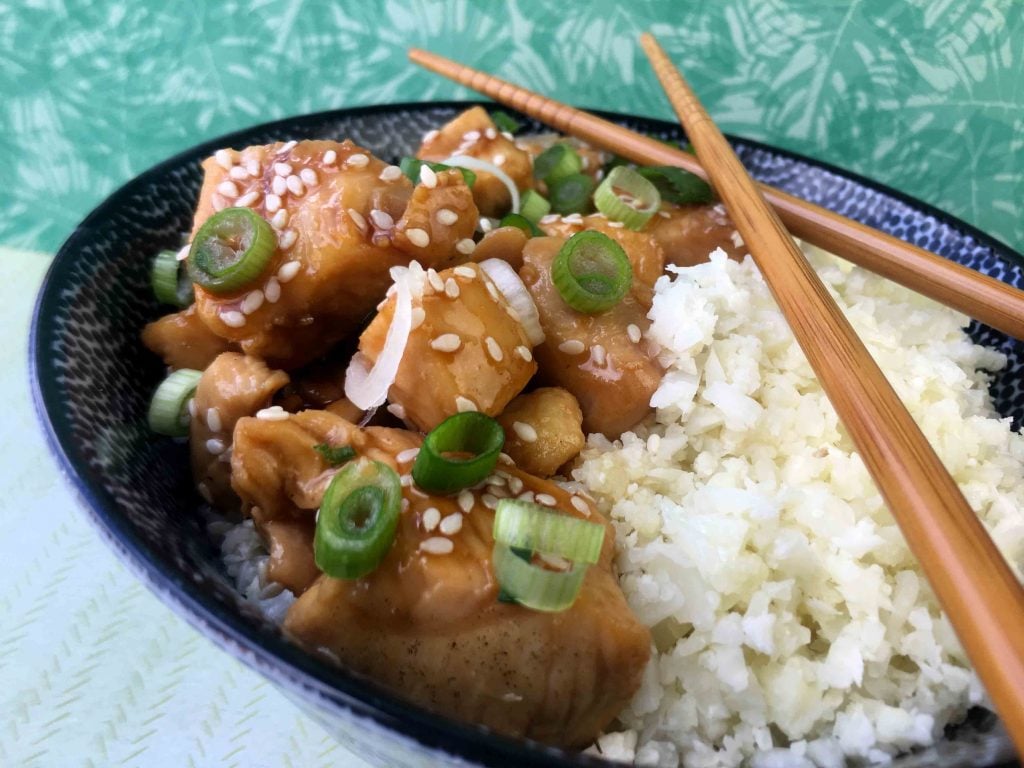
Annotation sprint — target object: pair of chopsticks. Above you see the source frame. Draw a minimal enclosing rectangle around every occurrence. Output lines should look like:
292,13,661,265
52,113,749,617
409,38,1024,754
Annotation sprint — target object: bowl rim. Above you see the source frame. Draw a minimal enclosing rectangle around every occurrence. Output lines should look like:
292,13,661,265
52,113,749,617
29,99,1024,768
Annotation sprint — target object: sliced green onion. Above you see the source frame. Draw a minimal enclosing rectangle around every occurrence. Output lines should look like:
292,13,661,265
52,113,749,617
399,157,476,188
551,231,632,313
499,213,539,237
548,173,594,215
147,368,202,437
412,412,505,494
494,499,605,565
186,208,277,295
594,166,662,230
490,111,521,134
519,189,551,224
533,143,582,184
314,443,356,466
151,249,194,307
637,166,713,205
492,543,588,612
314,458,402,579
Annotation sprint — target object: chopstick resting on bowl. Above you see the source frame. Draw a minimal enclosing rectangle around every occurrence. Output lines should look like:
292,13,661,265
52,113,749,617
407,47,1024,341
637,32,1024,754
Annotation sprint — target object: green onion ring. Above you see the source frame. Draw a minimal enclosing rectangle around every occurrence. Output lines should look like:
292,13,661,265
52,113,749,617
411,412,505,494
594,166,662,230
518,189,551,224
314,457,402,579
492,543,588,612
637,166,713,205
147,368,203,437
493,499,605,565
548,173,595,215
186,208,277,294
499,213,539,238
533,143,582,184
151,249,194,307
490,111,522,134
551,230,632,313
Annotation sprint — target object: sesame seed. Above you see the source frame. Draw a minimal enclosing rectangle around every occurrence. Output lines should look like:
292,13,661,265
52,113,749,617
535,493,557,507
493,153,506,166
502,131,514,141
430,333,461,352
387,402,406,419
400,474,413,487
487,474,507,487
215,149,234,169
401,498,410,512
241,289,264,315
455,238,476,255
229,166,250,181
436,208,458,225
499,452,514,465
274,162,293,177
420,536,454,555
379,165,402,181
423,129,440,143
508,476,524,495
563,213,584,224
453,265,476,279
176,245,190,262
279,140,297,154
627,323,642,343
512,421,538,442
439,513,463,536
580,156,590,170
515,345,532,362
570,496,590,515
300,168,318,186
271,175,287,195
216,180,240,197
265,194,282,212
256,405,289,421
479,218,493,233
427,269,444,292
458,490,474,513
558,339,585,355
396,447,420,464
197,481,213,503
370,209,394,229
607,220,625,229
658,210,671,219
463,130,480,141
488,484,510,499
346,153,369,168
323,149,337,165
410,306,425,329
485,337,504,362
518,490,535,503
484,128,497,140
348,208,368,232
455,395,477,412
206,407,222,432
406,228,430,248
444,278,460,298
286,175,305,196
410,487,428,499
220,310,246,328
264,277,281,303
540,214,559,224
235,190,261,207
592,344,607,366
481,493,498,509
422,507,441,531
277,260,301,283
187,398,197,418
419,164,438,188
484,281,500,301
206,438,226,455
245,159,261,177
278,229,298,250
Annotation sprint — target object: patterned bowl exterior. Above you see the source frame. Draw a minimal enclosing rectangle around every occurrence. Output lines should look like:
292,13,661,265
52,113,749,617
31,102,1024,768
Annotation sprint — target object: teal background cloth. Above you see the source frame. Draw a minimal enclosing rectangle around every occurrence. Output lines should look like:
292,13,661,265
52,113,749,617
1,1,1021,766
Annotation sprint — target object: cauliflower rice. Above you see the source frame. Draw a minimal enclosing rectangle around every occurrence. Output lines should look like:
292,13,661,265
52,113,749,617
576,246,1024,767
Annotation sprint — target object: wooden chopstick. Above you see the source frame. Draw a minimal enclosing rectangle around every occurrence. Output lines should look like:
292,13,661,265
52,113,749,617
639,32,1024,753
407,47,1024,341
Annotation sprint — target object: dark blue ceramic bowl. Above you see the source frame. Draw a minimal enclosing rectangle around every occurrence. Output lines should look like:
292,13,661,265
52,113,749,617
31,102,1023,768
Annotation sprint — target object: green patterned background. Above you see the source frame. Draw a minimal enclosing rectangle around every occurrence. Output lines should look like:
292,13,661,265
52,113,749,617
1,1,1022,766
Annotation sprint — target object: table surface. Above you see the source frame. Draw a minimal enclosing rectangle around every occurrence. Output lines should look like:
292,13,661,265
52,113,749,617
2,2,1022,766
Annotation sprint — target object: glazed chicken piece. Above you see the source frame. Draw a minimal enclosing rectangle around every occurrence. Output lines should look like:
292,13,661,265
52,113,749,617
519,236,663,438
417,107,533,217
228,410,650,747
190,352,288,511
357,262,537,432
470,225,529,271
188,140,415,368
392,167,479,268
142,304,236,370
516,133,609,185
497,387,585,477
649,202,745,267
539,213,665,307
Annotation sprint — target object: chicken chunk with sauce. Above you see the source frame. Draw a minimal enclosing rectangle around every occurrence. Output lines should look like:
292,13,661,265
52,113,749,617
392,167,479,268
497,387,585,477
417,107,533,217
357,262,537,432
649,202,745,267
142,304,236,370
519,236,663,438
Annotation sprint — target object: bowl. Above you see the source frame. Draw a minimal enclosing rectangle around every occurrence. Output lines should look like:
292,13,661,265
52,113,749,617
31,101,1024,768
